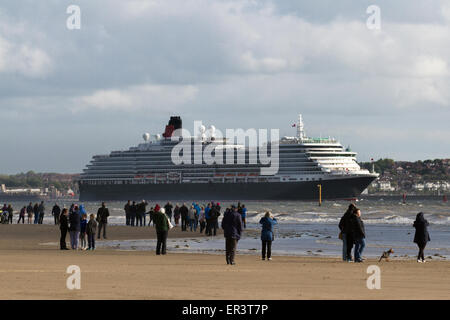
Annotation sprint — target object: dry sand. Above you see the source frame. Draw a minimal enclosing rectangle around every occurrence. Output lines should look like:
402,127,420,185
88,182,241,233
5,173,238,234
0,224,448,299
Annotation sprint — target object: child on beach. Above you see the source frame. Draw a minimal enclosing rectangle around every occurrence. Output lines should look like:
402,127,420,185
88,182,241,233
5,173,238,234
87,214,98,250
80,214,88,250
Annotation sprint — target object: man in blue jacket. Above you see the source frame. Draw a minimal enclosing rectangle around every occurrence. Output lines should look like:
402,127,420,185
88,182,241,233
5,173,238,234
221,205,243,265
204,203,211,235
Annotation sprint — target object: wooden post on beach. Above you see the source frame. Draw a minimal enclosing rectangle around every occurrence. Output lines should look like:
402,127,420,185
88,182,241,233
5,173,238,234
317,184,322,206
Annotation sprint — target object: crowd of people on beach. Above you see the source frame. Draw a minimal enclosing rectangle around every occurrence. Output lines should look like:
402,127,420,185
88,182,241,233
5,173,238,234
58,202,109,250
122,200,247,235
1,200,431,264
0,202,47,224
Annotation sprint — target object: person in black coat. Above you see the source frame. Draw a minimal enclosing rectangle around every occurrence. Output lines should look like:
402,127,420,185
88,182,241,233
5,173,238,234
33,203,39,224
413,212,430,263
140,200,148,226
164,202,173,222
208,204,221,236
351,208,366,263
180,204,189,231
59,208,69,250
69,206,81,249
338,203,356,262
130,201,137,227
52,203,61,225
221,205,243,265
96,202,110,239
135,201,144,227
124,200,131,226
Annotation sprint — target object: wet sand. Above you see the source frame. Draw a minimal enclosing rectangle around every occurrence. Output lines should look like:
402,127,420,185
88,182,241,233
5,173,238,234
0,224,448,299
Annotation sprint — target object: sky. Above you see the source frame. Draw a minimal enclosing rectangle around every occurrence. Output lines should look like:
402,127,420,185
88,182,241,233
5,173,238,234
0,0,449,174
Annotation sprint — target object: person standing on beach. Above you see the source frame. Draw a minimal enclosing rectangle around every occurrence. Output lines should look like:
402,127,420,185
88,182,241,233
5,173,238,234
351,208,365,263
87,214,97,250
136,200,147,227
52,203,61,225
188,205,196,231
33,203,39,224
18,206,26,224
26,202,33,224
413,212,430,263
180,203,189,231
164,202,173,222
153,207,169,255
339,203,356,262
124,200,131,226
193,203,201,230
173,204,180,226
59,208,69,250
96,202,109,239
80,213,88,250
204,203,211,235
221,205,243,265
240,204,247,229
130,201,137,226
141,200,148,226
215,203,221,233
38,201,45,224
7,204,13,224
1,204,6,216
135,201,143,227
147,206,154,226
199,206,206,233
69,205,81,250
259,211,277,261
208,204,220,236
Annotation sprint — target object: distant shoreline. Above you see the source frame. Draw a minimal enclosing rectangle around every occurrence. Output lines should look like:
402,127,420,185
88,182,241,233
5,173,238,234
362,194,447,201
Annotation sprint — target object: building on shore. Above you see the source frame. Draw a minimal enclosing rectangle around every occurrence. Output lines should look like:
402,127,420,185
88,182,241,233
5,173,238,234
0,184,77,200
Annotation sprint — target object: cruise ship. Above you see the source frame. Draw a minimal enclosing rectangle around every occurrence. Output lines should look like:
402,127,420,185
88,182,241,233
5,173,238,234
78,115,378,201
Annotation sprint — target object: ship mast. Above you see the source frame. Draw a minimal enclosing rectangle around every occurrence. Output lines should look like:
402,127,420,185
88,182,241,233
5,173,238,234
297,114,305,141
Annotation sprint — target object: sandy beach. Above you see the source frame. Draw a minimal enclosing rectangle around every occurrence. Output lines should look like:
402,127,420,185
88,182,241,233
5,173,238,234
0,224,448,300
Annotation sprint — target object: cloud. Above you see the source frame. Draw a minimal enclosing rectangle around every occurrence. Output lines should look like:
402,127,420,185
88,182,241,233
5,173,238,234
0,35,52,77
0,12,52,78
240,51,288,72
74,84,199,112
442,3,450,22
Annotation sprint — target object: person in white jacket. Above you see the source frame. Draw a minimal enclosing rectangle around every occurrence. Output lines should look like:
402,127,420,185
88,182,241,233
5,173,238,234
188,206,196,232
198,207,206,233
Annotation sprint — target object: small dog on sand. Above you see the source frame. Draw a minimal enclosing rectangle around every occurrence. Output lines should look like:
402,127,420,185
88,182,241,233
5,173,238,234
378,249,394,262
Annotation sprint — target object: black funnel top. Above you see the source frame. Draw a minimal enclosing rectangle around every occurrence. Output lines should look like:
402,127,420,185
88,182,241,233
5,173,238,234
168,116,182,130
